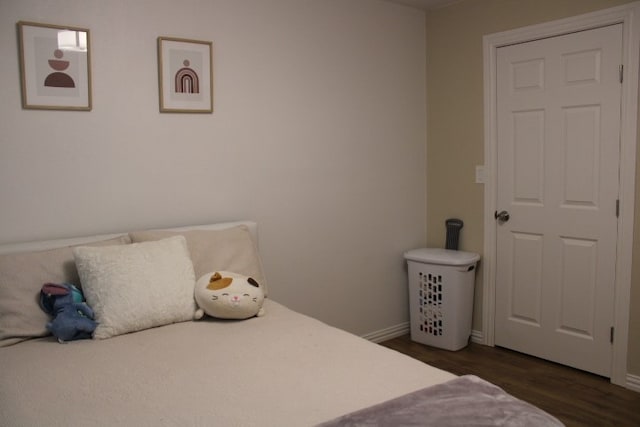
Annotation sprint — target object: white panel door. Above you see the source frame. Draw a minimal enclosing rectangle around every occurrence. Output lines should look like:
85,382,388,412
495,24,622,377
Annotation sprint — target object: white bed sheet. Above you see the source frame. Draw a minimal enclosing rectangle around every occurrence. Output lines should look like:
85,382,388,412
0,299,455,426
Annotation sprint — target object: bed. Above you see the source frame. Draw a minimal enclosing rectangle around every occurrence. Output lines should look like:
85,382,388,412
0,221,563,426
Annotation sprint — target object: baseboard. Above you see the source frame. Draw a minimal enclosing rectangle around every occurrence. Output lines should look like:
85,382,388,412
626,374,640,392
471,329,483,344
363,325,483,345
361,322,410,343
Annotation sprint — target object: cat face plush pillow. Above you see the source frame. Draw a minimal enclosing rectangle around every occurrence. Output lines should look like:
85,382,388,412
194,271,265,320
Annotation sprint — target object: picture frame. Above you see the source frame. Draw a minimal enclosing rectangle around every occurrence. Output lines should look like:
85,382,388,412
157,37,213,113
17,21,92,111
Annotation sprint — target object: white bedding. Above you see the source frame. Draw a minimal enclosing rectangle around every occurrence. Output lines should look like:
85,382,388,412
0,299,455,426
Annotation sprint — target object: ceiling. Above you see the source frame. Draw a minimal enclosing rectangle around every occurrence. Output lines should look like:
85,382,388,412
383,0,461,10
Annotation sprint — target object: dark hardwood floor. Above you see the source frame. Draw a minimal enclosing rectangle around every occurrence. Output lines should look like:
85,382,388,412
380,335,640,427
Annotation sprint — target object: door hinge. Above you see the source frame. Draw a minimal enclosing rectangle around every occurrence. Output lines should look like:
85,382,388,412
616,199,620,218
610,326,615,343
620,64,624,83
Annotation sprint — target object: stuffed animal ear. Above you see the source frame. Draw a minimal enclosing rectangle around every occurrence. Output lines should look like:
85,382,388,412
206,272,233,290
42,283,70,296
40,283,70,314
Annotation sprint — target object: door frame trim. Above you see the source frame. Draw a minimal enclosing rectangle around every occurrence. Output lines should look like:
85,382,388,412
482,2,640,387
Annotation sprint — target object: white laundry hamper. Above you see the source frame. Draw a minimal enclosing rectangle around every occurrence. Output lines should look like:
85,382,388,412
404,248,480,351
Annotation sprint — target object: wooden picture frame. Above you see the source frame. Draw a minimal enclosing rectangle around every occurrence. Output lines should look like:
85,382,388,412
157,37,213,113
17,21,92,111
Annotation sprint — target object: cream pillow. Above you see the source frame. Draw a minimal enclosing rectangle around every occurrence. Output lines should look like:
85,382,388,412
0,235,130,347
129,225,268,294
73,236,197,339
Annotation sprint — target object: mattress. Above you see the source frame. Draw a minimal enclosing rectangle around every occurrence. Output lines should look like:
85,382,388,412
0,299,455,426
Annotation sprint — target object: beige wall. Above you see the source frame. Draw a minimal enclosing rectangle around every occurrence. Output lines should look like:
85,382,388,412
425,0,639,376
0,0,427,337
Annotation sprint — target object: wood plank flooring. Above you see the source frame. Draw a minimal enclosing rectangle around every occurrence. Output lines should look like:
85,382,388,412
380,335,640,427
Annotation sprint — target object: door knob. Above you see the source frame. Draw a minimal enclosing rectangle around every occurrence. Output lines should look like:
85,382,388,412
495,210,510,222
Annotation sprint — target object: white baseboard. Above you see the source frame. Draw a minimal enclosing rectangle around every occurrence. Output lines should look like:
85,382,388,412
361,322,410,343
626,374,640,392
363,325,484,345
471,329,483,344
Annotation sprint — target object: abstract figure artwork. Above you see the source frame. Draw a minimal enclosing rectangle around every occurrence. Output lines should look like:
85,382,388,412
174,60,199,94
17,21,91,111
158,37,213,113
45,49,75,88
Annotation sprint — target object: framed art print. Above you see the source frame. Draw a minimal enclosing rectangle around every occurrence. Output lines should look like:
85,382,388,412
157,37,213,113
17,21,92,111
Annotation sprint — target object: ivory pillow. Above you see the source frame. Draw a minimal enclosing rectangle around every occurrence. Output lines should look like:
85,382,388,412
73,236,197,339
0,235,130,347
129,225,267,294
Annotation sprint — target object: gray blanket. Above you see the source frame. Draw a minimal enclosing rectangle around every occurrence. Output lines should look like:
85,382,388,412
318,375,564,426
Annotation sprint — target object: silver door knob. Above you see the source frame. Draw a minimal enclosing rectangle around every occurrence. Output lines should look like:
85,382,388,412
495,210,510,222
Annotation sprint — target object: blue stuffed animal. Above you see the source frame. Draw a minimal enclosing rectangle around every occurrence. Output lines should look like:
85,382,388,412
39,283,97,343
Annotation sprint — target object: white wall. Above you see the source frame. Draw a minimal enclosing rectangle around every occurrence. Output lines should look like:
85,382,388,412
0,0,427,336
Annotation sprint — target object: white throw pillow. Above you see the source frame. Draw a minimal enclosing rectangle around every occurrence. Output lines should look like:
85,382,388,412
73,236,197,339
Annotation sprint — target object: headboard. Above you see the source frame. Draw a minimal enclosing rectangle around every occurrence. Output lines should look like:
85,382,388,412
0,220,258,255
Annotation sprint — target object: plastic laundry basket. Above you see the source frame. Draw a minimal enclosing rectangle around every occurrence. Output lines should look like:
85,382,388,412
404,248,480,351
